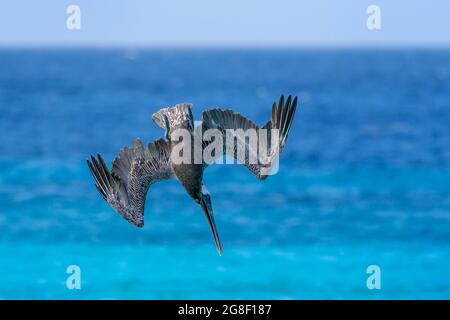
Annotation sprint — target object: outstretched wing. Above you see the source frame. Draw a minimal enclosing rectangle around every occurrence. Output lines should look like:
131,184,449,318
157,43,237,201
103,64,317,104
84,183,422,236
87,138,174,227
201,94,298,179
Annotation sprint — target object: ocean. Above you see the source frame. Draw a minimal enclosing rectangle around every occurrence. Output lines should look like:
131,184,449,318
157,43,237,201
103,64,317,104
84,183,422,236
0,49,449,299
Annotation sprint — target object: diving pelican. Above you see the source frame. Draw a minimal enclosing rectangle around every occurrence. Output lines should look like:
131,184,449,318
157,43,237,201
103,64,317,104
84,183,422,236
87,94,298,255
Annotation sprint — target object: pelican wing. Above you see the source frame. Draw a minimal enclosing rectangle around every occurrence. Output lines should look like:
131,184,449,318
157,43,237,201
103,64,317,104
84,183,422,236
87,138,174,227
201,95,298,179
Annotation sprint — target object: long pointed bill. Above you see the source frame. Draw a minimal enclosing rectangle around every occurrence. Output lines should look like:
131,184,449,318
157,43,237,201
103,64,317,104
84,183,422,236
200,198,223,255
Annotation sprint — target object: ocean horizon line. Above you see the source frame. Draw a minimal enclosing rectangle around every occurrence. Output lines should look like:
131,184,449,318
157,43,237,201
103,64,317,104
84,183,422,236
1,43,450,51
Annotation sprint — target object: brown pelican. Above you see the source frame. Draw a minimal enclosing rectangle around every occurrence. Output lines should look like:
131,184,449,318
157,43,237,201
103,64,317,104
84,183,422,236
87,94,298,255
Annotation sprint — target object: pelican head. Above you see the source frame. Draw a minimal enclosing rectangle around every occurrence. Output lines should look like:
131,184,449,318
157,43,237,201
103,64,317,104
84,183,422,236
197,186,223,255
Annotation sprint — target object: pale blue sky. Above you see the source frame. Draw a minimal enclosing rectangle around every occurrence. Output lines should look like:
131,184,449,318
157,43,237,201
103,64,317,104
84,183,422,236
0,0,448,47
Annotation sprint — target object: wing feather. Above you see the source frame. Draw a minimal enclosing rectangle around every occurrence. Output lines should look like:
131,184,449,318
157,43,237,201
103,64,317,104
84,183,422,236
201,94,298,179
87,138,174,227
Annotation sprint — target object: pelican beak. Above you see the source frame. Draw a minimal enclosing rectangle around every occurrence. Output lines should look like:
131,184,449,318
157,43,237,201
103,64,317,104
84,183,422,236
200,196,223,255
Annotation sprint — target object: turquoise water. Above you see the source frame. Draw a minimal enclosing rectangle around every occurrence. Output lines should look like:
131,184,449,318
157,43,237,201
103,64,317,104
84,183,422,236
0,49,449,299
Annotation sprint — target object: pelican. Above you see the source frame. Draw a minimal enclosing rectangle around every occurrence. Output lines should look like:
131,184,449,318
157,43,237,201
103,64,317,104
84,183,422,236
87,94,298,255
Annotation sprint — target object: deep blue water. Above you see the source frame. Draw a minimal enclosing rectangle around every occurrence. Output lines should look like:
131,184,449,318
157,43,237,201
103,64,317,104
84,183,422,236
0,49,449,299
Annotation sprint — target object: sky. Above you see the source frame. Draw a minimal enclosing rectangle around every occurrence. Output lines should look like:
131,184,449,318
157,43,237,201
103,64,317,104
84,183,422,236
0,0,449,47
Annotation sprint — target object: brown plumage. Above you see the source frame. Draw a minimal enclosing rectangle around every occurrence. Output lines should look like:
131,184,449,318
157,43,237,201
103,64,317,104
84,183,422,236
87,94,298,255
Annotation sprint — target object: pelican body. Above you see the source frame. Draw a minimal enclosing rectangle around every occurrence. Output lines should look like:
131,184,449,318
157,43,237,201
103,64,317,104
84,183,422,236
87,95,298,255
